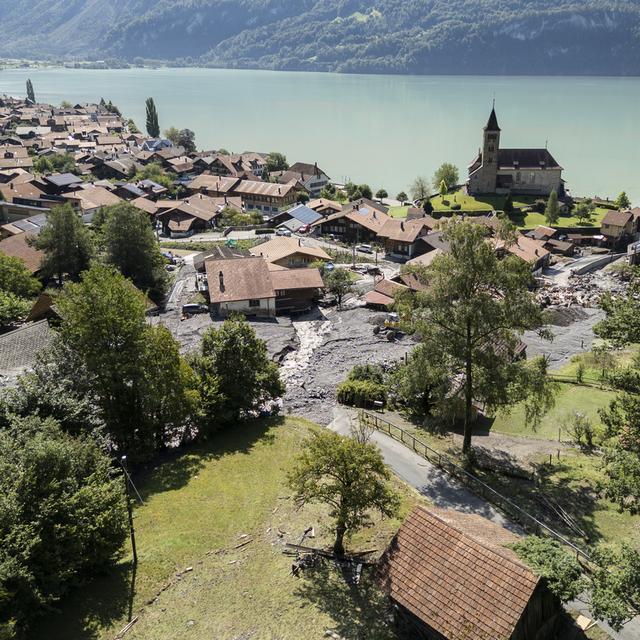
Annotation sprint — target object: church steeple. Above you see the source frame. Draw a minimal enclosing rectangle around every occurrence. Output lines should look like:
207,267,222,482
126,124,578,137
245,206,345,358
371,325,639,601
485,104,500,131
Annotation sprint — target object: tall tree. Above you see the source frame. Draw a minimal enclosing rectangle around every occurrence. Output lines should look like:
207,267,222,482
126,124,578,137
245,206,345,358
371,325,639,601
289,430,400,556
25,78,35,103
178,128,196,153
375,188,388,201
433,163,459,191
410,176,430,202
56,265,195,459
145,97,160,138
323,268,353,307
407,220,556,453
0,253,41,299
35,203,93,286
545,190,560,225
265,152,288,172
193,316,283,431
615,191,631,210
163,126,180,145
0,415,127,635
101,202,168,302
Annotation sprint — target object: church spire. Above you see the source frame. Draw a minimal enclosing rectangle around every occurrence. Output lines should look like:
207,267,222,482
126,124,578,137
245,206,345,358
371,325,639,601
485,104,500,132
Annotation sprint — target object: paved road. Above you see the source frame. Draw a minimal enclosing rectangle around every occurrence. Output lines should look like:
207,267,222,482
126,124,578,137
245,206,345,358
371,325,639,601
327,406,512,529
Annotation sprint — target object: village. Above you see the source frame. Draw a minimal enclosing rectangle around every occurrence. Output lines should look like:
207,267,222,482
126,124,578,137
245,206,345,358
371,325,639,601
1,91,640,640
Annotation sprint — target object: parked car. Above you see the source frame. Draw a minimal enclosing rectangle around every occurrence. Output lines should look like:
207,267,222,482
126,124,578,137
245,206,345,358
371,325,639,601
298,224,310,234
276,228,292,237
182,303,209,315
357,244,373,254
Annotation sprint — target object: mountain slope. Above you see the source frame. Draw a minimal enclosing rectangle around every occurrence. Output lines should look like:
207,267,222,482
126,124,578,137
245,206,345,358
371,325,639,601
0,0,639,75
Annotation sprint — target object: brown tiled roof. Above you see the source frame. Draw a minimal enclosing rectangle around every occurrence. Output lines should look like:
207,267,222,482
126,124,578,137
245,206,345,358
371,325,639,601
187,174,239,194
308,198,342,214
249,237,330,264
205,257,275,303
318,206,391,233
378,507,539,640
270,267,324,291
494,235,550,264
0,232,44,273
233,179,299,198
529,225,557,241
378,218,431,243
130,196,158,216
602,210,633,227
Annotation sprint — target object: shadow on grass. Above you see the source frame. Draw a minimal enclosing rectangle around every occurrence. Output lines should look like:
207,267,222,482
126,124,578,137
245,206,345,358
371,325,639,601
30,561,135,640
295,562,398,640
30,415,286,640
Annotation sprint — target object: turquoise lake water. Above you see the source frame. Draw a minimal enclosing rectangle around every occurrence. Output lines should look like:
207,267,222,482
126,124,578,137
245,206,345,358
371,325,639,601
0,68,638,203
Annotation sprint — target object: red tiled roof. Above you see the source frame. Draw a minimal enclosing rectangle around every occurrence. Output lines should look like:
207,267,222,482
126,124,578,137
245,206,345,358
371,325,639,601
378,507,539,640
0,232,43,273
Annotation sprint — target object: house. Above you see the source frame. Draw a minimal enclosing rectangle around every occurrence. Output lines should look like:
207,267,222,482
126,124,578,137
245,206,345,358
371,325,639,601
39,172,83,195
0,232,44,274
468,108,563,197
364,278,408,310
378,506,562,640
141,138,174,152
313,201,391,243
494,234,551,274
270,267,325,313
155,195,221,237
0,212,48,238
232,179,303,214
274,162,330,196
65,186,122,217
113,183,146,201
377,218,433,260
187,175,240,198
268,204,323,230
601,210,635,248
249,236,330,268
0,320,53,388
308,198,342,217
136,179,169,199
205,256,276,317
130,196,159,217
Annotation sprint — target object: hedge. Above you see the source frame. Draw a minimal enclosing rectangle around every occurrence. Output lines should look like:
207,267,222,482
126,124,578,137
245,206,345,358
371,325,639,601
337,379,387,408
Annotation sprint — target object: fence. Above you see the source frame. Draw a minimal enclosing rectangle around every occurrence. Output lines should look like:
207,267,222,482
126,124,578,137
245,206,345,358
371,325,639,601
359,410,591,561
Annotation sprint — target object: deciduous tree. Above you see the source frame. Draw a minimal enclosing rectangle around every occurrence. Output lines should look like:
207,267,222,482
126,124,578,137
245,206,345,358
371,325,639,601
163,126,180,145
545,190,560,225
323,268,353,308
0,253,41,299
265,152,288,172
375,188,388,201
410,176,430,202
433,163,459,191
615,191,631,210
288,430,400,556
34,203,94,285
396,191,408,204
178,128,196,153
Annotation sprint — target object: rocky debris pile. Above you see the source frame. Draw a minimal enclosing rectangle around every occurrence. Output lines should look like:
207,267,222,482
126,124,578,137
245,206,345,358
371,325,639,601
536,271,627,308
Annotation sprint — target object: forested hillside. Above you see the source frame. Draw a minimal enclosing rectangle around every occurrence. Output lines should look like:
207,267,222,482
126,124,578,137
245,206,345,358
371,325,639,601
0,0,639,75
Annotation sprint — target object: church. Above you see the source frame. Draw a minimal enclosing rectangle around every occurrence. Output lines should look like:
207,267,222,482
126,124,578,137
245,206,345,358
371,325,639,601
468,107,564,197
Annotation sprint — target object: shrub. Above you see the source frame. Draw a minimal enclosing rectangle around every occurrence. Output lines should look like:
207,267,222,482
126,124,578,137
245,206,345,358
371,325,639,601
442,199,450,207
450,203,462,211
337,379,387,408
534,199,547,213
565,411,596,450
347,364,385,385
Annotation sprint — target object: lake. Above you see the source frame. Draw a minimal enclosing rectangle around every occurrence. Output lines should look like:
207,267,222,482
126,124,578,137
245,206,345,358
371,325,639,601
0,68,638,204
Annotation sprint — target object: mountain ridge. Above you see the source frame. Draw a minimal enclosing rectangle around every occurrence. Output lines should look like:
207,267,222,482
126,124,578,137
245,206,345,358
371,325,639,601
0,0,639,75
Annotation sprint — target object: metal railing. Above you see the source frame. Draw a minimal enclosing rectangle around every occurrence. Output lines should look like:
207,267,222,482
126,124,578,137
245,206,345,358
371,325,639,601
359,410,591,561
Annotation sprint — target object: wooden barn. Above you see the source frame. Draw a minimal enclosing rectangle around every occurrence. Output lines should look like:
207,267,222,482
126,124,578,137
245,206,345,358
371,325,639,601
377,507,562,640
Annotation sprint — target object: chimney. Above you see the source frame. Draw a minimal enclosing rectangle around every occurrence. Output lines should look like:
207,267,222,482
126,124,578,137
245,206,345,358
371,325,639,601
400,221,404,231
314,161,318,176
298,238,301,247
278,187,281,195
218,270,225,291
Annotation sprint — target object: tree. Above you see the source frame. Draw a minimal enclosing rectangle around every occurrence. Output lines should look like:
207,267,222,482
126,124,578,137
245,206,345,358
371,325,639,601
163,126,180,145
375,188,388,201
133,161,174,192
192,316,283,431
439,179,448,198
595,268,640,347
410,176,430,202
101,202,168,302
602,447,640,514
545,190,560,225
0,290,31,330
265,152,288,172
324,268,353,308
407,220,556,453
288,430,400,556
56,265,195,459
357,184,373,200
615,191,631,210
422,198,434,216
33,152,77,175
34,203,94,285
296,191,310,204
396,191,408,204
178,128,196,153
433,163,459,191
503,192,514,216
0,415,127,634
145,97,160,138
25,79,35,103
0,253,41,299
127,118,140,134
575,200,595,225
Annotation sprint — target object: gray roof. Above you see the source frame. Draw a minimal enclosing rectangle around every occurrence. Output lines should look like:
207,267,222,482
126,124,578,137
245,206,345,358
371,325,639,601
286,204,322,225
43,172,82,187
0,320,53,387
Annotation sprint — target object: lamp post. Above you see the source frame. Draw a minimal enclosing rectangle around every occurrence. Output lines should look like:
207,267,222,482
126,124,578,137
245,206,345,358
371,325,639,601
121,455,138,565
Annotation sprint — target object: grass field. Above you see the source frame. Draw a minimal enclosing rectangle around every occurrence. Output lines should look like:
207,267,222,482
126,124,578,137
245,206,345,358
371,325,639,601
511,208,609,230
388,205,409,218
33,417,417,640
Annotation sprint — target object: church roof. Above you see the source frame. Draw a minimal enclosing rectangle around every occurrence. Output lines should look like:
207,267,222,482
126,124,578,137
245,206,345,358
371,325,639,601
498,148,561,170
485,107,500,131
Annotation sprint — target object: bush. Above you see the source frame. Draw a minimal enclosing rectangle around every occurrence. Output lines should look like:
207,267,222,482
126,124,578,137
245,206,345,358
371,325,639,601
534,199,547,213
564,411,596,450
337,379,387,408
450,203,462,211
442,199,450,207
347,364,385,385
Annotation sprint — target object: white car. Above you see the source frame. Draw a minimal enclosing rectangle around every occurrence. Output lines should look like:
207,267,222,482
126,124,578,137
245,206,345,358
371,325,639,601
357,244,373,254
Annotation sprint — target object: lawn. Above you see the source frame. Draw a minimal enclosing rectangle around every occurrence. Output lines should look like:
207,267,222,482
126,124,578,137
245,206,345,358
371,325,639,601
512,208,609,230
33,417,417,640
388,205,409,218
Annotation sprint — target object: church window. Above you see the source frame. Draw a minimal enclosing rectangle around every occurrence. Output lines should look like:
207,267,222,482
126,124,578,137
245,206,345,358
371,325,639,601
516,172,521,183
530,172,535,183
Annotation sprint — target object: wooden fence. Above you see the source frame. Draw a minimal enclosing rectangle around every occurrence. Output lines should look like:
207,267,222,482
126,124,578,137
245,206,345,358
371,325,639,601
359,410,591,561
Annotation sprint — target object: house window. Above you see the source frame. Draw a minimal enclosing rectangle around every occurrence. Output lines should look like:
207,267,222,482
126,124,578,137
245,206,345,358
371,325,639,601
249,299,260,308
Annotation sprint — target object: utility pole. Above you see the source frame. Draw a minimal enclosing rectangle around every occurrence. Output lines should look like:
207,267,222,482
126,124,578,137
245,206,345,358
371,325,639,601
121,455,138,565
